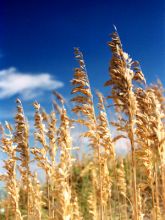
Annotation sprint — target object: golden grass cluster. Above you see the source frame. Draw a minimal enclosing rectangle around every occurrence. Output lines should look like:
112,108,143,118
0,30,164,220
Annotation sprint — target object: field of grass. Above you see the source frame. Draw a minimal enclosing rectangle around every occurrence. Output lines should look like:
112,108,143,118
0,30,164,220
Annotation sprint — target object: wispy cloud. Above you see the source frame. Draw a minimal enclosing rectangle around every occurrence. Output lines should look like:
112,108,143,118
0,67,64,100
71,126,89,152
115,137,130,155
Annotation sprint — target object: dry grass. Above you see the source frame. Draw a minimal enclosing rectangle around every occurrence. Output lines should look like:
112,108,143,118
0,30,164,220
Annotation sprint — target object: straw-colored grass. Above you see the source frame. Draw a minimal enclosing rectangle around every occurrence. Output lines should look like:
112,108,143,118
0,30,164,220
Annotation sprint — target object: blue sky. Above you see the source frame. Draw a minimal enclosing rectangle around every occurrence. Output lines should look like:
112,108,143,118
0,0,164,122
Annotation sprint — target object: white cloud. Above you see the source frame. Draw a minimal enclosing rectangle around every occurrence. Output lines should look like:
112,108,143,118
0,67,64,100
71,126,89,151
115,137,130,155
70,124,130,156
